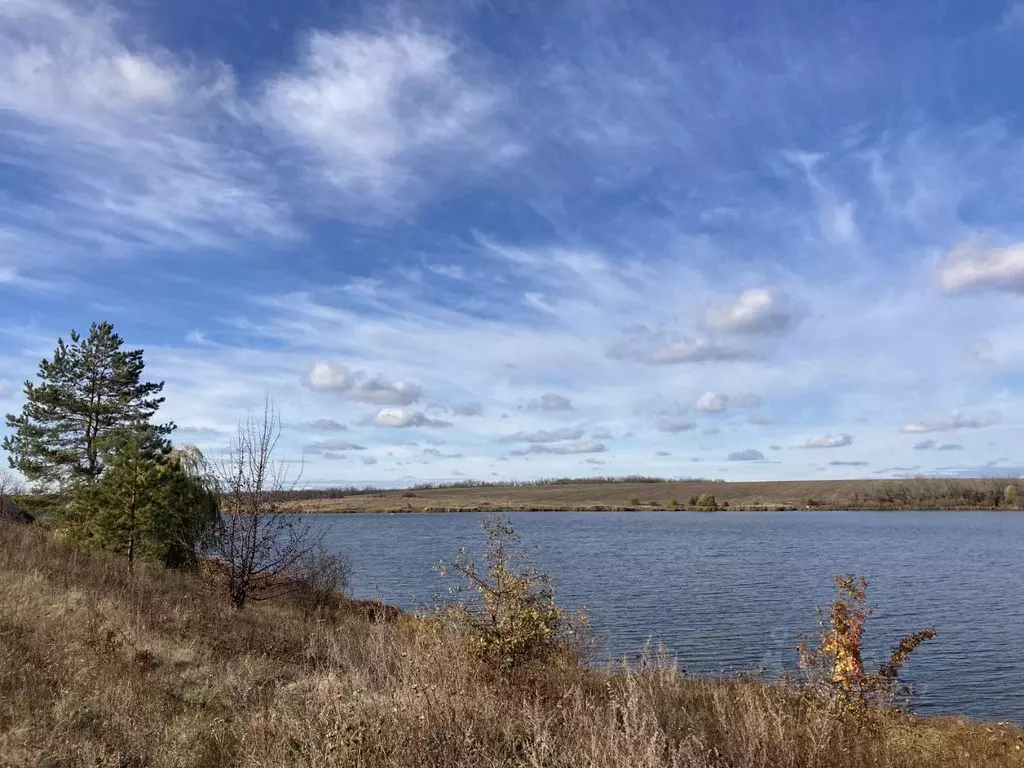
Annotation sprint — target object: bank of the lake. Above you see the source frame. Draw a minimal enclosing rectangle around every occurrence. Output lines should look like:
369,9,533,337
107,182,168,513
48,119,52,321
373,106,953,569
2,520,1023,768
312,509,1024,723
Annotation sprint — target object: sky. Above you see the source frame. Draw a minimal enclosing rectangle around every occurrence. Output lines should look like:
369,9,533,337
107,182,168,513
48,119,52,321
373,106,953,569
3,0,1024,486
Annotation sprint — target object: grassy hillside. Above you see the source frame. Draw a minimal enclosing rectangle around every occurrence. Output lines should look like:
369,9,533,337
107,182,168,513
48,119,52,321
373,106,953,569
287,477,1024,513
2,521,1022,767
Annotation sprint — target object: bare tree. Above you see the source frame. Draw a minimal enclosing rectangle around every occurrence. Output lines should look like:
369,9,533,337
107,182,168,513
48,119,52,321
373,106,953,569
209,398,325,609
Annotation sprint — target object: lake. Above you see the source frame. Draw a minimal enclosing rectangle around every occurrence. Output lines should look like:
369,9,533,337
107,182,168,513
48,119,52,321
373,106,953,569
311,510,1024,723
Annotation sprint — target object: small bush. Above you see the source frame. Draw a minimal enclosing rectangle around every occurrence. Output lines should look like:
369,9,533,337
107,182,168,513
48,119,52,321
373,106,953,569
694,493,718,509
629,496,641,506
798,574,935,706
402,491,418,498
1003,484,1018,507
439,513,587,671
289,548,352,620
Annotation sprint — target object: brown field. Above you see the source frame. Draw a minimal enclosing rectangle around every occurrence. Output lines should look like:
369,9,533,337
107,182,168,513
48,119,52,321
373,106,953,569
288,477,1023,513
2,521,1023,767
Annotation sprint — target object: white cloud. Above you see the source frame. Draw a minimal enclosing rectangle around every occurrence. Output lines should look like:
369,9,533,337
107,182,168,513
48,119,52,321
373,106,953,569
372,408,452,429
939,239,1024,293
695,391,730,413
0,379,12,398
307,361,422,405
510,440,606,456
526,392,573,411
498,428,585,444
900,411,1000,433
655,418,697,433
261,29,514,209
705,289,794,335
728,449,764,461
803,433,854,448
0,0,291,248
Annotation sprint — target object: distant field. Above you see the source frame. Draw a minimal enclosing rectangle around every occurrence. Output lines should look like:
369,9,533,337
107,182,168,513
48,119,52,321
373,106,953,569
287,477,1023,513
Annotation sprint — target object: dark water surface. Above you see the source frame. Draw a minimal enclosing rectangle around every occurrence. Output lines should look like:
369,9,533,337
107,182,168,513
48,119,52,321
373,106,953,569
311,510,1024,722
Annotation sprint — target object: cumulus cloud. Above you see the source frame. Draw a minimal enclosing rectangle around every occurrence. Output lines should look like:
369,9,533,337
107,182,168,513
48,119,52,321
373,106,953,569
695,391,729,413
450,402,483,417
526,393,573,411
900,411,1000,433
705,289,794,335
693,391,762,414
655,418,698,433
939,239,1024,293
828,460,869,467
607,326,751,364
497,428,584,444
308,361,422,405
803,433,854,449
728,449,764,461
308,418,347,431
510,440,606,456
372,408,452,429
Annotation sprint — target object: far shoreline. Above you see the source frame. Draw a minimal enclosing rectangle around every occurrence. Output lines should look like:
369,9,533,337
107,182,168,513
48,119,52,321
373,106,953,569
277,477,1024,515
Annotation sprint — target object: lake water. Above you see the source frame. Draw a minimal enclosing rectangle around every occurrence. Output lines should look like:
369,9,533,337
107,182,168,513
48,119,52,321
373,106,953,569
311,510,1024,723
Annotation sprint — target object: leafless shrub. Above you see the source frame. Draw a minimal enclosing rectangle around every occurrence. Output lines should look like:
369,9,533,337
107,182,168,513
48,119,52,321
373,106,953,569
208,398,326,609
289,548,352,620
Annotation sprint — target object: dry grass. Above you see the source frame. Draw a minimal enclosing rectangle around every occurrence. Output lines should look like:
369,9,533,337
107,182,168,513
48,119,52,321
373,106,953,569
289,478,1024,514
1,522,1022,767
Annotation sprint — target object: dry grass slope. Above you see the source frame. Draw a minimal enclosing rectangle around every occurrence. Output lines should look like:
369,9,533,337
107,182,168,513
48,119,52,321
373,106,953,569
1,522,1022,767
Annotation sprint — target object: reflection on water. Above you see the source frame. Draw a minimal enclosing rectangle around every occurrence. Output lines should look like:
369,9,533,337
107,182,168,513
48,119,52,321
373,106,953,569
311,510,1024,722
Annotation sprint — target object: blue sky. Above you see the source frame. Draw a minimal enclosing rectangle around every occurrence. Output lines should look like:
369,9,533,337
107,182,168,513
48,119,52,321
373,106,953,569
3,0,1024,485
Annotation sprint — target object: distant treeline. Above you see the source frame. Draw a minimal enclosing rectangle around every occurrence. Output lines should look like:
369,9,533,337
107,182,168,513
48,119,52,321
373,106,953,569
853,478,1021,508
268,475,728,501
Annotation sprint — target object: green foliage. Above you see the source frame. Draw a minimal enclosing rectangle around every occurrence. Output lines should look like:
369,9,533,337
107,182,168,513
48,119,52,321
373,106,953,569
3,322,171,489
439,514,587,671
693,493,718,509
1003,484,1018,507
67,435,219,568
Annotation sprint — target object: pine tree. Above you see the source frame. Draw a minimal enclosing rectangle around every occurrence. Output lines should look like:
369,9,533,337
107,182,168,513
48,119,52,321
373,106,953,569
74,435,220,569
3,322,172,488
